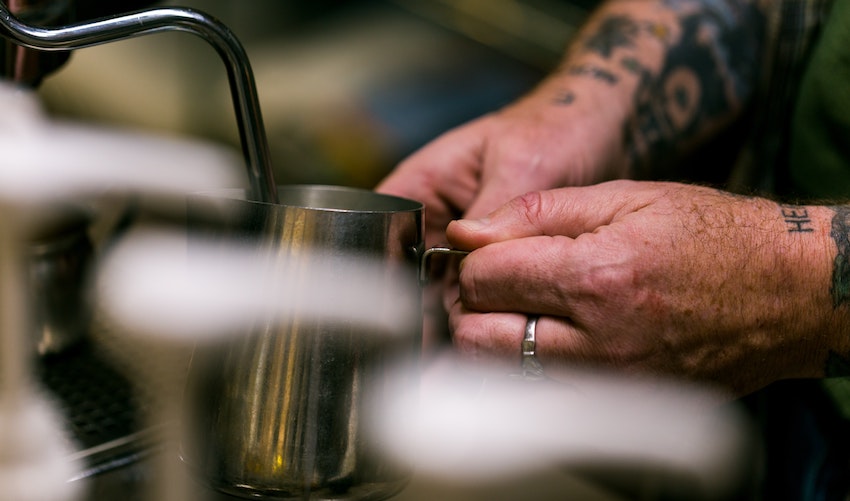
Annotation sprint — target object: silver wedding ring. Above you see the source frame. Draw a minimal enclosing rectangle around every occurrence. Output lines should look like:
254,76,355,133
518,315,546,380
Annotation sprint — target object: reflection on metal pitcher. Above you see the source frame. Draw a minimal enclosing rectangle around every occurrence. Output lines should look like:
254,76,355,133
182,185,424,500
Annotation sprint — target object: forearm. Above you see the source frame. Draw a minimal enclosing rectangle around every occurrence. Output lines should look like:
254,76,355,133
524,0,767,179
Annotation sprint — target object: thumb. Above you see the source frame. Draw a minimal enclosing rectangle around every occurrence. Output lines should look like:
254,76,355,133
446,180,648,249
462,170,545,221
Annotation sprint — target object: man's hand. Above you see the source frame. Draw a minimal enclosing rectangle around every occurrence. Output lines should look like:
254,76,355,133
375,0,768,353
376,87,627,248
446,181,847,396
376,89,629,351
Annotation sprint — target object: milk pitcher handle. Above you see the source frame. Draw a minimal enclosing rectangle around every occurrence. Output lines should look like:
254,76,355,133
420,247,470,284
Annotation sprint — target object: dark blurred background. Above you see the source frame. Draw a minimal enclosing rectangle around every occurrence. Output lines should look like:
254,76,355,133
36,0,595,189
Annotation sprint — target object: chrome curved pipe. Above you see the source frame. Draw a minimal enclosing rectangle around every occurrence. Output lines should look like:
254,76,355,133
0,5,278,204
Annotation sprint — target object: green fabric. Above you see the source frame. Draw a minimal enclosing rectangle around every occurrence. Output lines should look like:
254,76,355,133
788,0,850,200
823,378,850,418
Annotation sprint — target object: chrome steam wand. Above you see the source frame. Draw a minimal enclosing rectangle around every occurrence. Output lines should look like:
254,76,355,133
0,4,279,204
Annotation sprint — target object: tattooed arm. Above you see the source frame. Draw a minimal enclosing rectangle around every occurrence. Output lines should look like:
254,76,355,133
375,0,767,351
377,0,767,247
445,181,850,396
544,0,767,179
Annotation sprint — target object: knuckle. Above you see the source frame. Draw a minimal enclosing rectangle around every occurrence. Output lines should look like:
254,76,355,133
449,313,483,356
510,190,549,229
457,257,488,310
579,265,627,299
574,261,640,320
450,313,507,362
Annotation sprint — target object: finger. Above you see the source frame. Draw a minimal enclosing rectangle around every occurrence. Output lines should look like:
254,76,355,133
456,235,589,318
376,168,459,248
448,303,527,365
376,124,484,247
447,180,658,249
462,156,551,222
440,265,461,314
448,303,593,370
460,109,592,221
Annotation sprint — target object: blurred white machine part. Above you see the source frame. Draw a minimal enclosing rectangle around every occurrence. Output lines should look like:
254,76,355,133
0,392,83,501
0,81,241,210
96,228,416,342
0,81,243,501
370,356,756,501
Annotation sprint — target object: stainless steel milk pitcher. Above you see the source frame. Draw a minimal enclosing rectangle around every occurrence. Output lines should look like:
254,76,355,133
182,185,425,501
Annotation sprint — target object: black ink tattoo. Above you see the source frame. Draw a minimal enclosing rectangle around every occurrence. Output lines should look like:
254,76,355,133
620,56,645,76
567,64,619,85
583,15,640,58
620,1,765,178
830,206,850,308
582,17,672,59
823,209,850,380
780,204,814,233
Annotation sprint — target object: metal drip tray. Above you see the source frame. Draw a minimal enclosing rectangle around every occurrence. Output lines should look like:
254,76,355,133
34,329,183,481
37,342,141,450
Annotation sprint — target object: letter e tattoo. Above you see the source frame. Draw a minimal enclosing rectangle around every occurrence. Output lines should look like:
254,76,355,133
781,205,813,233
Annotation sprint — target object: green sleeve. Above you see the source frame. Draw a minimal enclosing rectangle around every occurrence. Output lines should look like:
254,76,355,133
788,0,850,201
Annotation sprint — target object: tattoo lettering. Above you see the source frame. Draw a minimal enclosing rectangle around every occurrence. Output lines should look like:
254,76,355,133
567,64,619,85
780,204,814,233
830,206,850,308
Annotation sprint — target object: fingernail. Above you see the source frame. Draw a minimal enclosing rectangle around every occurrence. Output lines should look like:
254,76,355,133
455,217,490,231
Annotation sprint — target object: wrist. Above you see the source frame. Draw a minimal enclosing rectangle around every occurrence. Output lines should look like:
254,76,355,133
772,204,850,377
498,71,638,185
510,2,673,180
814,205,850,375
